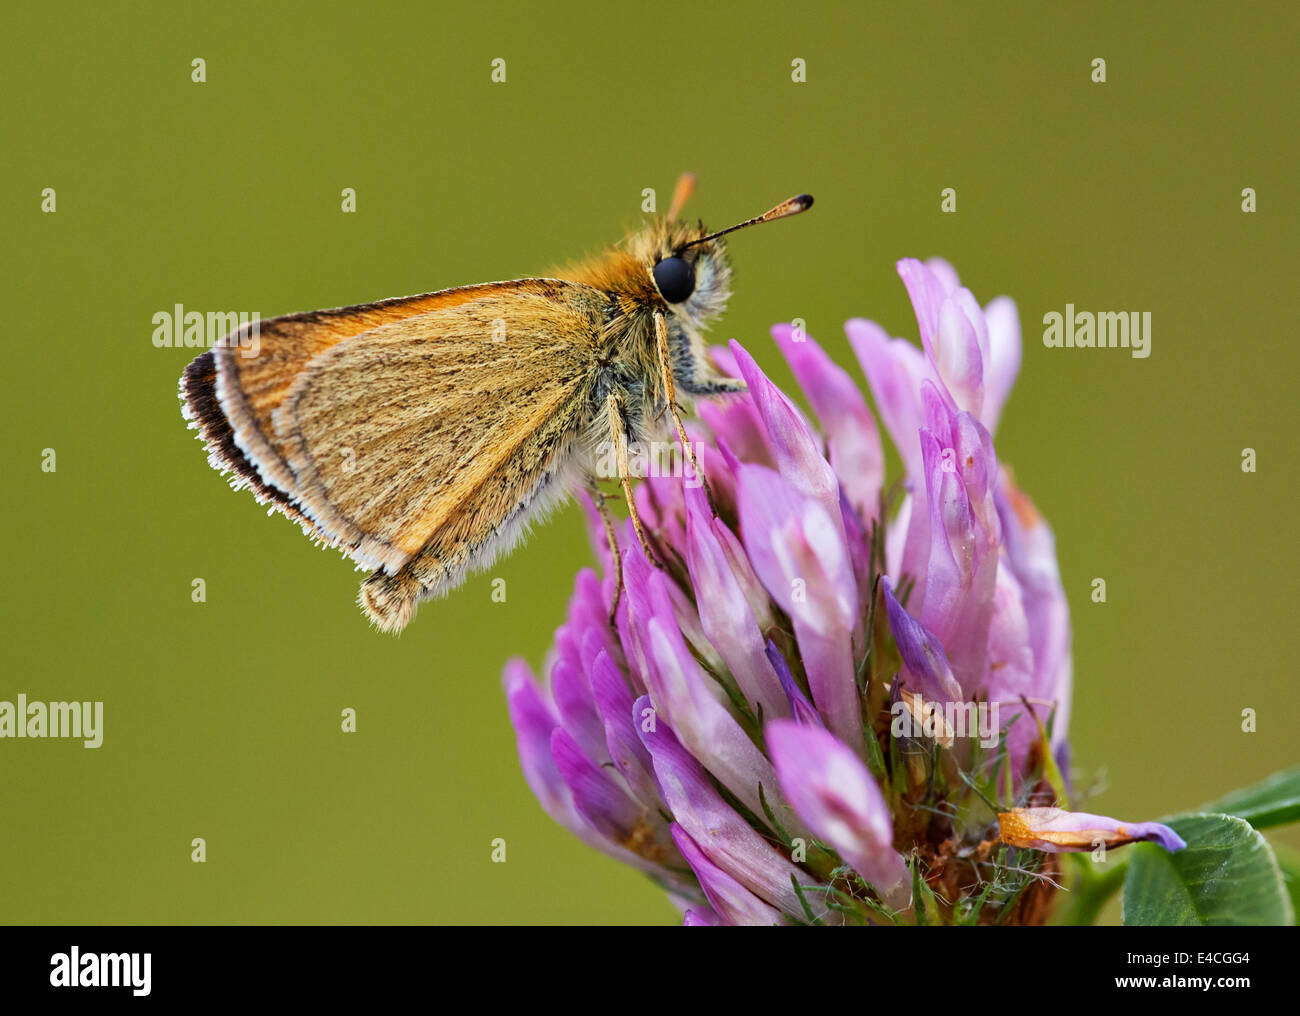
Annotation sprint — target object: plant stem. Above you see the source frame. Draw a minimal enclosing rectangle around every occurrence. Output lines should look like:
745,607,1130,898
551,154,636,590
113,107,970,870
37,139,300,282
1053,854,1128,925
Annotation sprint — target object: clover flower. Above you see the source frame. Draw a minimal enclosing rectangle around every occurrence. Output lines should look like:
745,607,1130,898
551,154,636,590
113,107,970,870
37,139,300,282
503,258,1183,926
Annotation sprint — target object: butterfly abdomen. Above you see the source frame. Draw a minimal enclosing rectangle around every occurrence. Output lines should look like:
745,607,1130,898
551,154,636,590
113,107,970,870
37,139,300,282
358,569,425,634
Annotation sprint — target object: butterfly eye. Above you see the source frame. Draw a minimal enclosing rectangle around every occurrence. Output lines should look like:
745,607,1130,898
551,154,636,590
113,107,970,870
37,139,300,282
652,256,695,303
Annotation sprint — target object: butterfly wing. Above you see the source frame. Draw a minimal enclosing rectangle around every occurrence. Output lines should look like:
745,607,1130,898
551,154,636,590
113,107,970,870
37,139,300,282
181,282,534,548
181,279,607,584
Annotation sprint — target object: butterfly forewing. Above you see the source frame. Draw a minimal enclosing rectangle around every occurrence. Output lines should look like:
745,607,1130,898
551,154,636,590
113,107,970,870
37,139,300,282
209,282,533,510
185,279,608,583
274,280,605,575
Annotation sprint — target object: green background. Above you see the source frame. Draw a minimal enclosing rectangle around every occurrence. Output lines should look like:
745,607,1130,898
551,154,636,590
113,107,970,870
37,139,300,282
2,0,1295,924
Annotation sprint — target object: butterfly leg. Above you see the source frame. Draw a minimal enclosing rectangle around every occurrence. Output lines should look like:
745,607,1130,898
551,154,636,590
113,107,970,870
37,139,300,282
654,311,717,514
586,482,625,626
605,392,661,568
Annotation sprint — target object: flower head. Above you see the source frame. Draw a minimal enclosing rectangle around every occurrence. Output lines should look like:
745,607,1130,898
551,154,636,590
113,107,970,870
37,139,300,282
503,258,1181,925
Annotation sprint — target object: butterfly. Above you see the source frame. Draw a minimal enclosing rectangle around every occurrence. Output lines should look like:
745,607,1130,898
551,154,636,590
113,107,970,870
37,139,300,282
180,174,813,632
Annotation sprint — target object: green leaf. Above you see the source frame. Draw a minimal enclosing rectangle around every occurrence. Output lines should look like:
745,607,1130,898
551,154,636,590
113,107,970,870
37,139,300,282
1199,764,1300,829
790,874,825,926
1020,695,1067,807
861,714,886,782
908,854,938,925
1123,813,1293,926
1269,841,1300,925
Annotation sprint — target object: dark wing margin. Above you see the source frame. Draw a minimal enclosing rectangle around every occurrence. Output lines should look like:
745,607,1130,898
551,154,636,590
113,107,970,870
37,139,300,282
179,350,331,542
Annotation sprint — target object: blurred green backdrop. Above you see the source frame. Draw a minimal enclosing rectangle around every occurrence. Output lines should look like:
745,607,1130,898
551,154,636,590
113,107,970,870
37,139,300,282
2,0,1296,924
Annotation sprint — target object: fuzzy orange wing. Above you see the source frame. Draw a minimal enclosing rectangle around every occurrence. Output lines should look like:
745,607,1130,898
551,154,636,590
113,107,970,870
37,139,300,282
182,279,607,573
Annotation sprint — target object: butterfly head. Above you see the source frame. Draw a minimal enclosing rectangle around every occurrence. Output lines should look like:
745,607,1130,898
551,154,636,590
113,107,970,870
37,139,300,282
638,185,814,332
556,180,813,345
637,219,734,329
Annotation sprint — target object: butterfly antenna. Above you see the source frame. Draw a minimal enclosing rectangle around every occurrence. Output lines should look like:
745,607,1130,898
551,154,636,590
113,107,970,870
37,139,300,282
680,193,814,249
667,172,696,220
